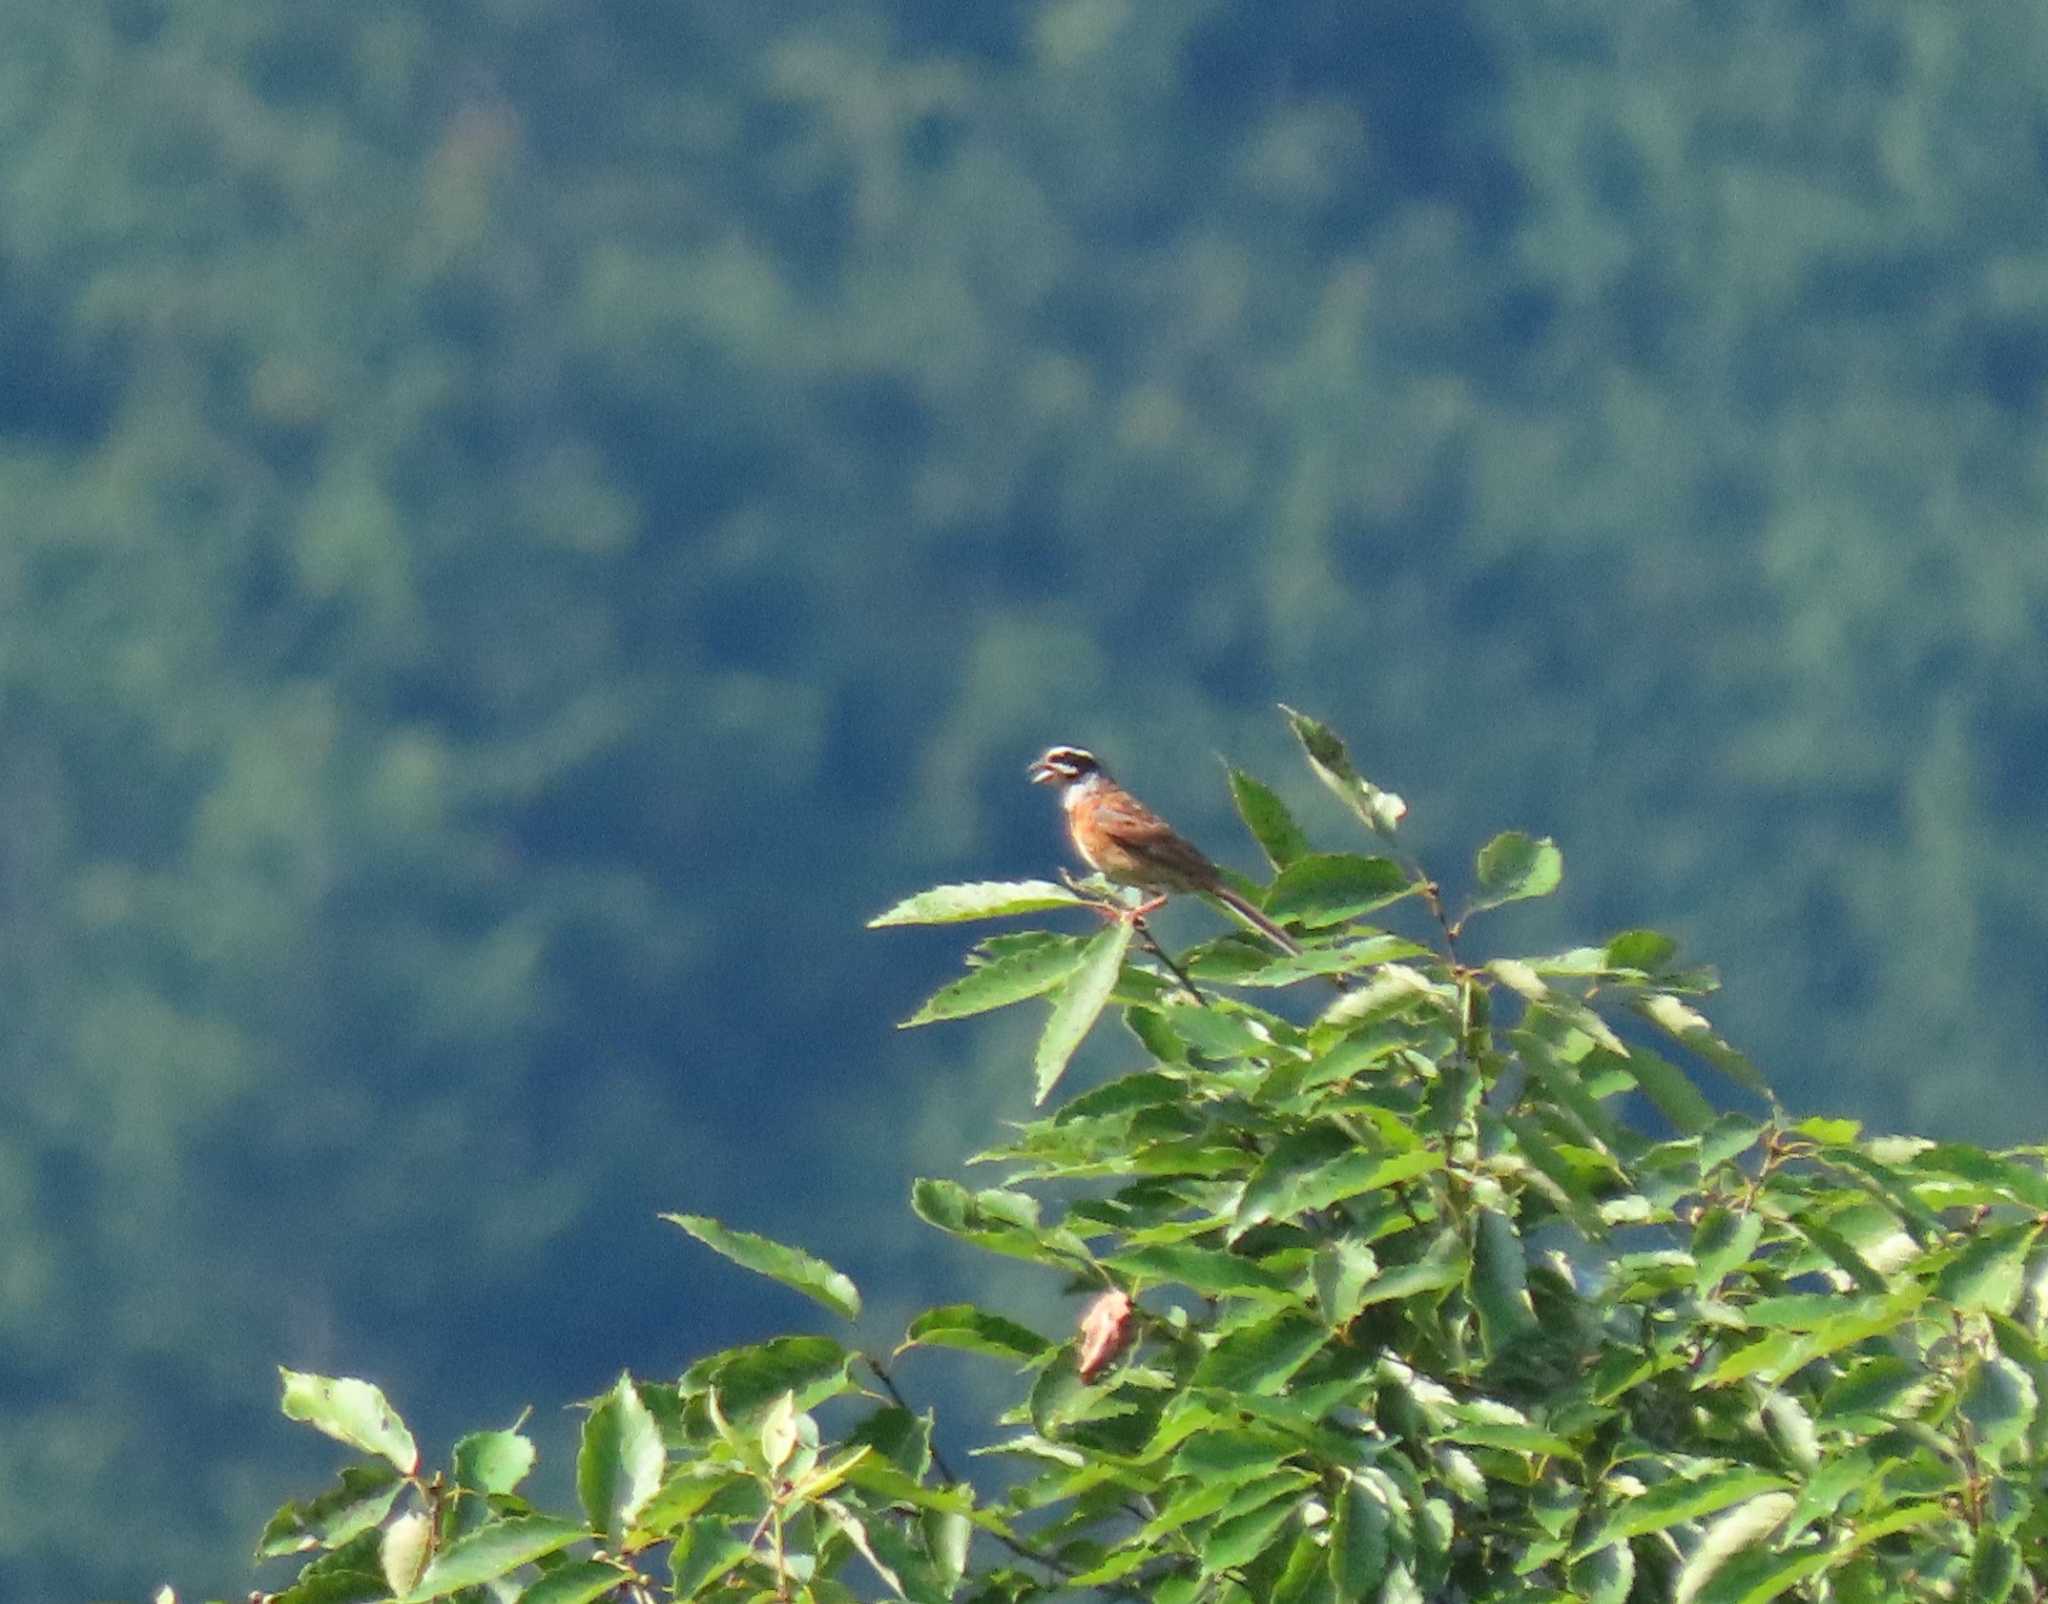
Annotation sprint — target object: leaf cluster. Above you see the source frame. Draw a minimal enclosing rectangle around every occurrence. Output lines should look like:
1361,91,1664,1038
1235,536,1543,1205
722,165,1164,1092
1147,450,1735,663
248,715,2048,1603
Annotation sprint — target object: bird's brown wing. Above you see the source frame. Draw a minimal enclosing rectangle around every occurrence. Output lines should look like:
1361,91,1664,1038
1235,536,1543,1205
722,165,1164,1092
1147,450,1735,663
1084,789,1222,893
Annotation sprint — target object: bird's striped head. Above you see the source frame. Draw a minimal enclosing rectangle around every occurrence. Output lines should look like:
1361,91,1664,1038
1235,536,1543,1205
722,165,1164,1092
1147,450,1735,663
1027,745,1102,786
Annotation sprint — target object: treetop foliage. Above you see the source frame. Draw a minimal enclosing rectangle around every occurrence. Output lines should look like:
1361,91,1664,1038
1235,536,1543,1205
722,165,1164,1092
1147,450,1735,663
249,715,2048,1603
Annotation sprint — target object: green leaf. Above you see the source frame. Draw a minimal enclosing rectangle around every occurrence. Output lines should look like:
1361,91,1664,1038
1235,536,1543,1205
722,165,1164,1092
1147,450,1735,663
1107,1242,1297,1298
1618,1046,1716,1136
401,1515,587,1601
381,1512,431,1600
577,1374,665,1544
663,1213,861,1320
1356,1231,1469,1309
1959,1354,2038,1457
1203,1482,1309,1571
1238,1145,1443,1241
1604,929,1678,972
910,1179,1093,1266
1314,1240,1379,1328
270,1528,387,1604
1574,1469,1793,1554
1968,1533,2021,1604
517,1559,634,1604
1229,767,1312,869
1568,1539,1634,1604
685,1335,856,1419
868,879,1084,926
453,1430,536,1498
1033,921,1132,1102
1472,832,1564,910
1265,853,1412,925
1935,1222,2042,1314
1634,993,1773,1097
900,936,1090,1025
1470,1207,1540,1355
1672,1492,1796,1604
1281,705,1406,838
278,1371,420,1475
1191,1309,1329,1394
899,1304,1051,1362
256,1463,405,1557
630,1468,759,1540
669,1515,752,1599
1331,1479,1390,1595
1691,1207,1763,1289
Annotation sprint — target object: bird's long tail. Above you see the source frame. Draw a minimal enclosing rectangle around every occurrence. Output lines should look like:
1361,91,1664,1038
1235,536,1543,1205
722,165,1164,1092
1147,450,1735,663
1213,886,1302,956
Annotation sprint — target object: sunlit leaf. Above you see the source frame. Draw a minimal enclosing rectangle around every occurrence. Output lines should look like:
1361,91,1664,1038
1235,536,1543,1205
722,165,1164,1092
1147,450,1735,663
1033,921,1132,1102
1281,705,1406,838
899,1304,1051,1362
1471,832,1563,911
663,1213,861,1320
1265,853,1412,925
1229,766,1312,870
901,936,1090,1025
256,1463,405,1557
278,1371,419,1475
578,1374,665,1542
868,880,1084,926
400,1515,586,1601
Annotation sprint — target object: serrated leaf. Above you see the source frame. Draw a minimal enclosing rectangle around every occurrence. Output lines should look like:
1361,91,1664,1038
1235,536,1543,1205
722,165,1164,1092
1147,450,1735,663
1033,922,1131,1102
278,1371,420,1474
1332,1479,1390,1595
453,1430,536,1498
518,1559,633,1604
1575,1470,1793,1554
577,1374,665,1543
1635,993,1772,1096
401,1515,587,1601
1968,1532,2021,1604
901,937,1090,1025
1235,1143,1443,1240
1470,1207,1539,1354
1229,767,1312,870
1191,1309,1329,1394
1619,1047,1716,1136
899,1304,1051,1362
1672,1492,1795,1604
1604,929,1678,972
1936,1222,2042,1314
1356,1232,1469,1309
1472,832,1563,910
684,1335,856,1419
380,1512,431,1600
1108,1242,1296,1298
270,1528,387,1604
1281,705,1406,838
1203,1482,1309,1572
669,1515,752,1599
1265,853,1412,925
663,1213,861,1320
868,880,1084,926
1960,1354,2037,1456
910,1179,1093,1266
256,1463,405,1557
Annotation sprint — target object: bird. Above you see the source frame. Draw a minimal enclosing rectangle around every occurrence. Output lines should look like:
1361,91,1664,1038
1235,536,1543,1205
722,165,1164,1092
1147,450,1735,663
1027,745,1301,955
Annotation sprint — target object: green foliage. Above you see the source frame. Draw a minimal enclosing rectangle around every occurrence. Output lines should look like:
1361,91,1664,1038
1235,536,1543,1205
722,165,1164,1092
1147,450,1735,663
254,722,2048,1602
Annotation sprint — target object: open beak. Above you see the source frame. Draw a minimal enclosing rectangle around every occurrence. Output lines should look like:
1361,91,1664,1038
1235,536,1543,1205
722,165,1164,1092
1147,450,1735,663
1026,758,1058,784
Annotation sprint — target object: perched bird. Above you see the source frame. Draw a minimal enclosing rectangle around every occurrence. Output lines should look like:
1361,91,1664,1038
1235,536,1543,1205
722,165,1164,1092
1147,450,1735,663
1027,745,1300,955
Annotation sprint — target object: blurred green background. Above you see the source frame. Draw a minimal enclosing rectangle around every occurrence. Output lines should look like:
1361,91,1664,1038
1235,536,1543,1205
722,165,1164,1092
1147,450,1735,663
6,4,2047,1594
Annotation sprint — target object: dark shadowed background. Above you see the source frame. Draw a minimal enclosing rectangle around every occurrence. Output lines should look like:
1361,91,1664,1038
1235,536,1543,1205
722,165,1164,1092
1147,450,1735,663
4,5,2046,1595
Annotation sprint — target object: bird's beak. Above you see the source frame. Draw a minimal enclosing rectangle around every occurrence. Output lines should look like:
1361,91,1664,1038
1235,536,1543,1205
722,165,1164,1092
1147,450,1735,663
1026,759,1057,785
